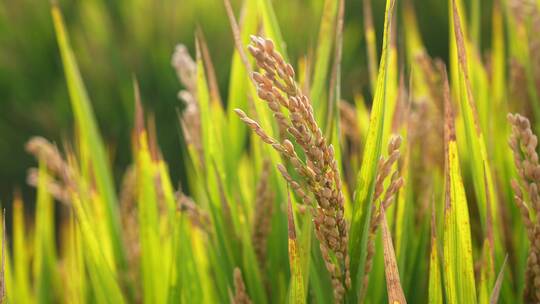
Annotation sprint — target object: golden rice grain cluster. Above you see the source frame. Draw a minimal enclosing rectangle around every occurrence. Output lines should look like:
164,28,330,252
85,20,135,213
236,35,350,302
508,113,540,303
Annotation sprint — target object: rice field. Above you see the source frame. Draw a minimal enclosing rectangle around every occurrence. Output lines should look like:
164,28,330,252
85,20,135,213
1,0,540,303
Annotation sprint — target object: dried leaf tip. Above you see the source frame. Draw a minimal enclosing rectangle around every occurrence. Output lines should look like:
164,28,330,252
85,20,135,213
451,0,468,69
133,78,145,139
489,255,508,304
381,206,407,304
440,63,456,142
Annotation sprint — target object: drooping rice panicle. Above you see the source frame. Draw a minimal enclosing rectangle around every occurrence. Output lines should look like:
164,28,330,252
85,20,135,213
236,35,350,302
25,136,75,203
25,137,71,181
508,113,540,302
172,44,204,165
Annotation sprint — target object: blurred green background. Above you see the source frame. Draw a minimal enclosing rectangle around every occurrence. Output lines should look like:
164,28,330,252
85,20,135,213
1,0,492,205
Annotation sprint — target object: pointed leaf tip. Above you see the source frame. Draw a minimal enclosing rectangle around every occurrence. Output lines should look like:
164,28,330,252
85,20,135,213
489,255,508,304
381,206,407,304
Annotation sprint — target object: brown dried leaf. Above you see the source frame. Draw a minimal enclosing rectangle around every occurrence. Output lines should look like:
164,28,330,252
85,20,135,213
381,206,407,304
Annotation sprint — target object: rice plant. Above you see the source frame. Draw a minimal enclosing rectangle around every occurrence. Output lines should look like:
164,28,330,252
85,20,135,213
1,0,540,303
